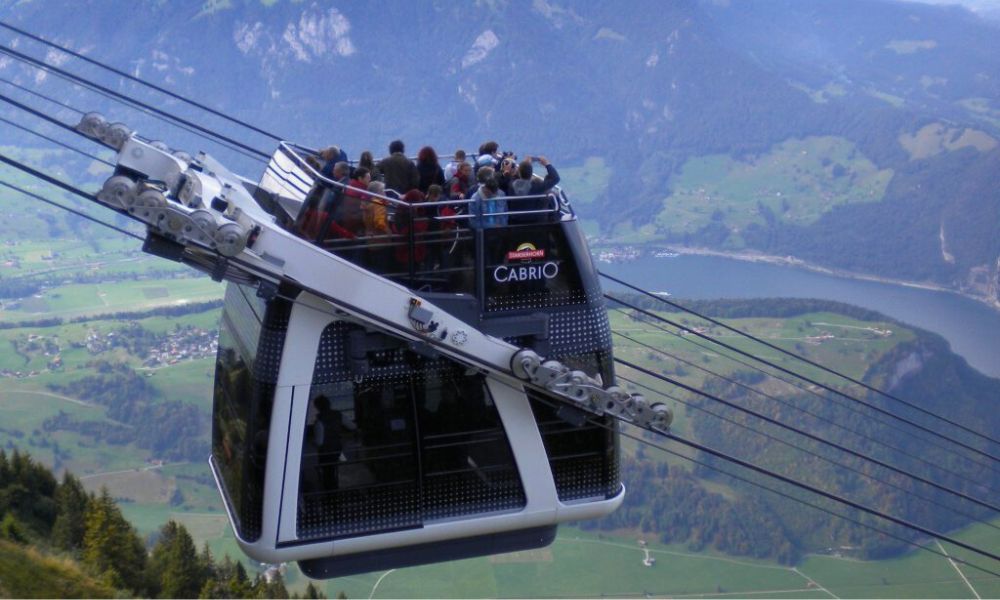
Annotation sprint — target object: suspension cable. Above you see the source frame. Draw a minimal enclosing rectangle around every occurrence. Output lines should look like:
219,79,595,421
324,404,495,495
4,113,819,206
606,292,1000,465
0,58,267,165
0,75,83,114
611,303,1000,486
603,271,1000,448
0,92,90,138
0,177,141,241
0,44,270,160
610,320,1000,494
0,81,266,173
0,115,113,166
0,21,284,142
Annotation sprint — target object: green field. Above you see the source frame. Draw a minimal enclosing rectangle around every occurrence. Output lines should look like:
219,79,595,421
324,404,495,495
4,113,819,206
591,136,894,247
1,278,222,321
308,522,998,599
662,137,891,240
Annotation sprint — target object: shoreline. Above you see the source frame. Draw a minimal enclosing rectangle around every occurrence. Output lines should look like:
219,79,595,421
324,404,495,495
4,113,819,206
608,243,1000,313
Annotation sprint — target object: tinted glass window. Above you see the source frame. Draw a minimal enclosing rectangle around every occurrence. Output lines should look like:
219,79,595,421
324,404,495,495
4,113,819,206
528,393,621,502
418,369,525,520
212,284,283,542
298,379,421,540
297,326,524,541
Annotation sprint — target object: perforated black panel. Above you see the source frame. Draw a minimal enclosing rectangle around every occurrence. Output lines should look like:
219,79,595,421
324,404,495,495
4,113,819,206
299,483,421,539
547,298,612,356
528,395,621,502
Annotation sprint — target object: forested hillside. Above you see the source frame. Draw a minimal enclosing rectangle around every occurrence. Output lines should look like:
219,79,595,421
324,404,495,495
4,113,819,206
0,0,998,301
0,449,326,598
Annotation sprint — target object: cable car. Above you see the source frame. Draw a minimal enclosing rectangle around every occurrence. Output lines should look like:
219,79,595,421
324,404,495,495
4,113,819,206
77,116,670,578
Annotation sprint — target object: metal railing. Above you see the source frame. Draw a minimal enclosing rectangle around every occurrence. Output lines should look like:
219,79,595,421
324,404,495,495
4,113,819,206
257,143,573,297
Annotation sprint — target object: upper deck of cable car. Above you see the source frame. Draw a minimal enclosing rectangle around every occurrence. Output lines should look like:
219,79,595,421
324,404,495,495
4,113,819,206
255,141,608,358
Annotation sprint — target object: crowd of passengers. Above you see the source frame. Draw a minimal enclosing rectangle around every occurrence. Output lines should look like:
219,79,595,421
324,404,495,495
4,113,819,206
290,140,562,255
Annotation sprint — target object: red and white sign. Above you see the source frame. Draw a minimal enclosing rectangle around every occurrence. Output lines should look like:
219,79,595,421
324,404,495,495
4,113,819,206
507,243,545,261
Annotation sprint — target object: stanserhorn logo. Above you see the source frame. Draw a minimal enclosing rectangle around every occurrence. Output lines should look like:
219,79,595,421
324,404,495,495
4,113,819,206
506,242,545,261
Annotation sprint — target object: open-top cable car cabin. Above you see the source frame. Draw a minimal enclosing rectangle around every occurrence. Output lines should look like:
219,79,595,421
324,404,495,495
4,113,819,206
76,119,669,578
212,144,622,577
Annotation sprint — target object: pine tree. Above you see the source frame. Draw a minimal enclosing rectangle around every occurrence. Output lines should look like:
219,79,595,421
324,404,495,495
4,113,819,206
304,582,324,599
251,571,289,599
198,542,217,587
0,512,27,544
228,561,252,598
149,520,204,598
0,450,10,488
82,488,147,594
51,472,89,553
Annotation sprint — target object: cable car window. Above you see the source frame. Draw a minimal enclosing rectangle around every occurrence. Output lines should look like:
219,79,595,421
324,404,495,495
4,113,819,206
298,380,421,540
418,369,526,520
528,392,621,502
483,225,586,312
297,324,526,541
212,287,273,542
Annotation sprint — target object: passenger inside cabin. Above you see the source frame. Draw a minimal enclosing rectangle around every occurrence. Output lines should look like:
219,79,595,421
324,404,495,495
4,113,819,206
341,166,371,237
443,149,466,181
470,171,507,229
393,189,429,272
475,141,501,174
312,162,356,243
364,180,392,273
377,139,420,194
358,150,380,183
509,156,561,225
301,394,339,496
416,146,445,193
447,162,473,200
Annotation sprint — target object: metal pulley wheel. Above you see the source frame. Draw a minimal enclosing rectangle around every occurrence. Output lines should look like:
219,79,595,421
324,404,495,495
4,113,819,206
185,209,219,245
76,112,107,139
214,222,248,257
97,175,137,210
601,386,630,417
132,189,166,219
649,403,673,432
160,208,189,237
100,122,133,150
563,370,592,405
511,349,542,380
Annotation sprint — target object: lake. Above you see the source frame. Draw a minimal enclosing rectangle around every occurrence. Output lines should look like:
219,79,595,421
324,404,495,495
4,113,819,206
601,254,1000,378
